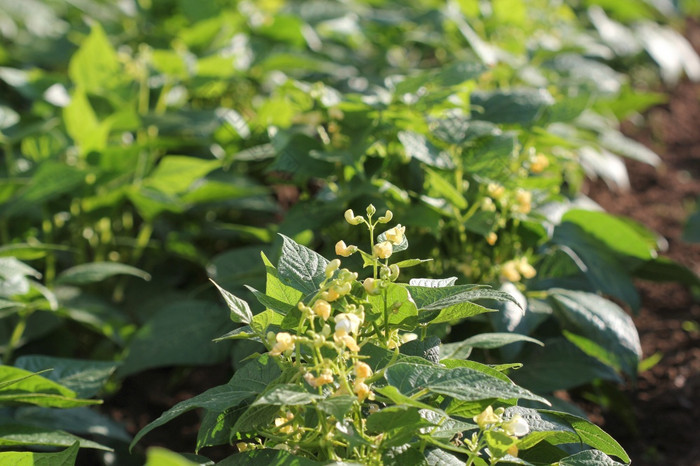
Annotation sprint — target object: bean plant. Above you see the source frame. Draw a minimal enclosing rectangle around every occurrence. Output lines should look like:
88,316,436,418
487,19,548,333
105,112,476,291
132,207,630,465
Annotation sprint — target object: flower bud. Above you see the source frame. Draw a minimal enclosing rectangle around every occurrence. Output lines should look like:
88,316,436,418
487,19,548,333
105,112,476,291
354,361,373,380
373,241,393,259
487,183,505,200
325,258,341,278
530,153,549,173
366,204,376,217
377,210,393,223
486,232,498,245
344,209,363,225
335,240,357,257
500,260,521,282
517,257,536,279
473,406,501,429
363,277,381,295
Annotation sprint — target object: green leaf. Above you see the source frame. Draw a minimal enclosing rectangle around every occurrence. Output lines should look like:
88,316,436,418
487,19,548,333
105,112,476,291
634,256,700,289
251,384,323,407
0,366,99,409
144,156,220,194
561,209,654,260
0,441,79,465
398,131,455,170
14,356,118,398
63,89,109,153
374,385,448,416
145,447,199,466
405,285,517,324
277,234,329,295
317,395,355,420
15,406,131,443
210,280,253,324
424,167,467,210
0,424,109,450
366,406,432,446
683,205,700,243
246,286,295,316
367,283,418,328
423,448,466,466
261,251,304,305
68,23,122,92
463,132,517,181
540,410,629,463
118,299,233,377
483,429,517,458
549,289,641,377
56,262,151,285
558,449,626,466
512,338,621,392
471,89,553,125
454,333,543,349
218,449,324,466
385,362,549,405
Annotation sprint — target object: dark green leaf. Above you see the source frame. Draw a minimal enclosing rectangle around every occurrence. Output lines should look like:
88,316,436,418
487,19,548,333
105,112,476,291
56,262,151,285
277,234,329,295
14,356,118,398
211,280,253,324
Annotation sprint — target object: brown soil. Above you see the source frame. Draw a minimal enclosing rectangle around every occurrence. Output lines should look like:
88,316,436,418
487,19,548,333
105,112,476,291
583,19,700,465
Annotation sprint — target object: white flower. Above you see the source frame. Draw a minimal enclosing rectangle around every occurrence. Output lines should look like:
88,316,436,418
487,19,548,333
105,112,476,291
334,313,361,335
503,414,529,437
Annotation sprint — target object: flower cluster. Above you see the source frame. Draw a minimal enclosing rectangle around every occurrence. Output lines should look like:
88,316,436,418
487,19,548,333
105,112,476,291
469,406,530,458
500,256,536,282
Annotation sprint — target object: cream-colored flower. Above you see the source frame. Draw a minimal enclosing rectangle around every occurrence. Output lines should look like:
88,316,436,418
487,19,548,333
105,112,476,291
530,153,549,173
486,232,498,246
473,405,501,429
373,241,393,259
354,361,372,380
353,381,373,401
384,224,406,245
503,414,529,437
517,257,536,279
313,299,332,320
500,260,521,282
482,197,496,212
321,288,340,302
377,210,393,223
304,369,334,388
363,277,381,295
333,332,360,352
335,313,361,335
335,240,357,257
274,413,295,434
514,189,532,214
270,332,295,356
487,183,505,200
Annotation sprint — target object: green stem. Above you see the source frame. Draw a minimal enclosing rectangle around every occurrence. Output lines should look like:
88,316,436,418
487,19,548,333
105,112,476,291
5,309,31,363
41,210,55,286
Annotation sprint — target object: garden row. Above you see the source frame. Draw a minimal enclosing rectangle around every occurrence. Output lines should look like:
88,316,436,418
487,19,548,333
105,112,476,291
0,0,699,464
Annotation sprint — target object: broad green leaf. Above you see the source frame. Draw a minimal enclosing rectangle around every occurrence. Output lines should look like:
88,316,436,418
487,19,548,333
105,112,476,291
462,132,517,181
551,222,640,310
56,262,151,285
14,356,118,398
0,366,99,408
374,386,448,417
634,256,700,289
470,89,553,125
599,130,660,166
407,277,457,288
63,89,109,153
0,441,79,465
217,449,324,466
549,289,641,377
130,385,255,450
15,406,131,443
277,234,329,295
0,243,69,261
0,424,109,450
440,359,513,383
126,186,184,221
144,156,219,194
145,447,199,466
454,333,543,349
250,308,283,335
400,336,441,363
366,406,432,446
423,448,466,466
316,395,355,420
68,23,122,92
512,338,621,392
483,429,517,458
209,246,267,292
211,280,253,324
246,286,295,316
539,410,630,463
398,131,455,170
368,283,418,328
561,209,654,260
118,299,233,377
268,132,333,178
406,285,517,324
558,449,626,466
251,384,323,407
424,167,467,210
385,362,549,405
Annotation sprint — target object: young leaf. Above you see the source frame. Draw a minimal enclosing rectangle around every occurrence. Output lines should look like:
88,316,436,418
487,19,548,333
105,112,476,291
0,424,110,450
0,440,79,465
260,252,303,306
56,262,151,285
210,280,253,324
277,234,329,295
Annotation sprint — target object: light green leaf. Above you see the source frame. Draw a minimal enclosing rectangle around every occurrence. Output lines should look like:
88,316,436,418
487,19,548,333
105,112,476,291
144,156,220,194
68,23,122,92
368,283,418,328
0,424,109,450
261,252,304,306
210,280,253,324
63,89,109,153
56,262,151,285
455,333,543,349
277,234,329,295
0,441,79,465
561,209,654,260
245,286,295,316
0,366,99,408
424,167,467,210
366,406,432,446
317,395,355,420
385,362,549,405
217,449,324,466
145,447,199,466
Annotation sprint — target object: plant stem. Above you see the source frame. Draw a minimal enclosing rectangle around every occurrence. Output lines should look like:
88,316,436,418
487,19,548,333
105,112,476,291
5,309,31,363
